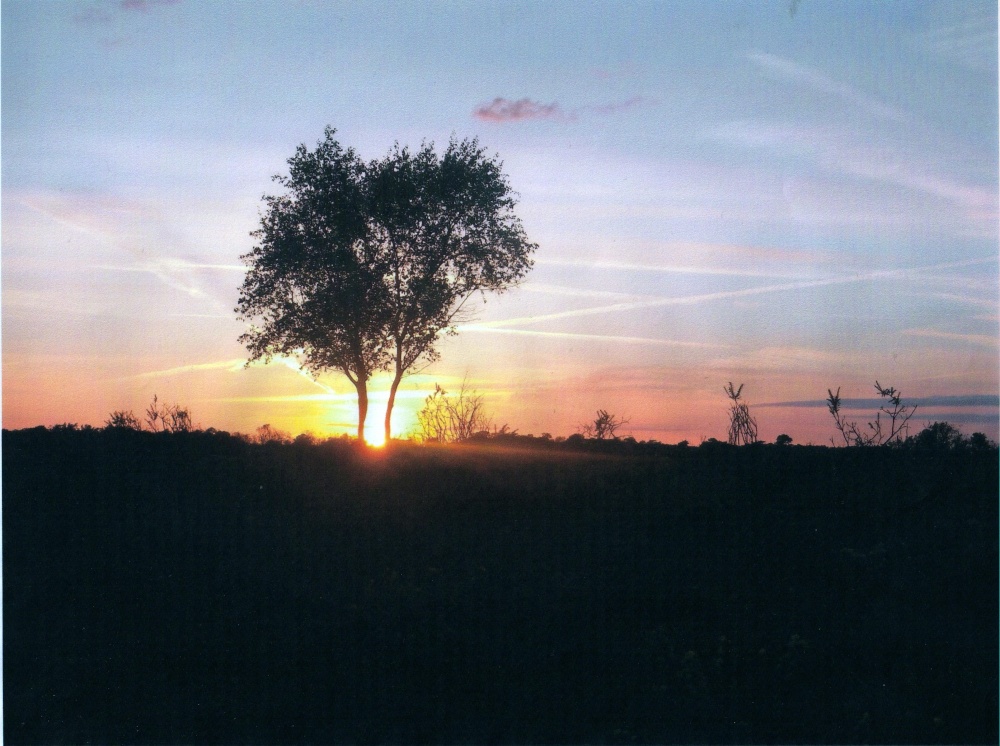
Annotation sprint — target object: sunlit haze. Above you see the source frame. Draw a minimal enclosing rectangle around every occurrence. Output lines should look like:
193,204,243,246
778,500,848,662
3,0,997,443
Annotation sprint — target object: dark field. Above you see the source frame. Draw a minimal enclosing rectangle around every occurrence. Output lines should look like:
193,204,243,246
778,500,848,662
4,427,997,744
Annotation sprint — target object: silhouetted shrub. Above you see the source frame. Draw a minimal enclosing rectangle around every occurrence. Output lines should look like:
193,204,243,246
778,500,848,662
104,410,142,430
826,381,916,446
143,394,194,433
579,409,629,439
724,382,758,445
253,424,292,445
416,381,492,443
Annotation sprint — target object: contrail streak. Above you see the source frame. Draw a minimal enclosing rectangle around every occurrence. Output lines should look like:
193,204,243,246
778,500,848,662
272,356,339,395
535,256,815,279
471,257,996,329
902,328,999,347
458,326,729,348
135,359,247,378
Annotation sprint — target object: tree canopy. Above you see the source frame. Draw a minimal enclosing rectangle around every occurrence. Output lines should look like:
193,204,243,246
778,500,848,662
236,128,536,442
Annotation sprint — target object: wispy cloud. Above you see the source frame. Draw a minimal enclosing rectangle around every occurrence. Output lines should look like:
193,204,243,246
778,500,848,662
902,328,1000,347
707,345,850,373
748,51,908,122
708,120,997,219
924,292,998,310
911,13,998,71
15,193,239,310
473,96,648,123
473,98,568,123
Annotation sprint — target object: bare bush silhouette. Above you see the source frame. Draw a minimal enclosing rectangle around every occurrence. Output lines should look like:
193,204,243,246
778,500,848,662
253,424,292,445
580,409,629,440
724,382,758,445
826,381,915,446
144,395,194,433
104,410,142,431
416,380,492,443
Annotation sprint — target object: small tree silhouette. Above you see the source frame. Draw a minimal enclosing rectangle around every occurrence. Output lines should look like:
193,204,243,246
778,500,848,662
724,382,758,445
968,432,997,451
580,409,629,440
826,381,915,447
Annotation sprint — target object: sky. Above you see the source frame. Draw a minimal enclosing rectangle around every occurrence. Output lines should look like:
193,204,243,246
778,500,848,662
3,0,998,445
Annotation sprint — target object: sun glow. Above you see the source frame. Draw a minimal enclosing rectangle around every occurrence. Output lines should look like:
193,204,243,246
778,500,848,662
364,426,387,447
287,379,430,444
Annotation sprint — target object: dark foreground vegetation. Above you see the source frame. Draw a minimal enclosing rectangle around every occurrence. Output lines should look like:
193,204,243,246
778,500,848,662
5,427,998,744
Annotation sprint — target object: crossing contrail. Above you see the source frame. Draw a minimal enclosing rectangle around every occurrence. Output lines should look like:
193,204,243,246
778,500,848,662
465,256,996,330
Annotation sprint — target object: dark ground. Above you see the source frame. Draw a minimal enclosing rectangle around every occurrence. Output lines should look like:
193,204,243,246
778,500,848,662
4,427,997,744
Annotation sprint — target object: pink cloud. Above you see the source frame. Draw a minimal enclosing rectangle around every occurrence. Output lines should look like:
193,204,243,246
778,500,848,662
120,0,181,10
74,0,180,25
473,98,568,123
473,95,648,124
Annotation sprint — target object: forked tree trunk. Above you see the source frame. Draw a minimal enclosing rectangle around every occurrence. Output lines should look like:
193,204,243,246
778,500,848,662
355,381,369,443
384,371,404,445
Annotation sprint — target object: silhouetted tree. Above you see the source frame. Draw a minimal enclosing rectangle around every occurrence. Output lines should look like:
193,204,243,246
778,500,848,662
912,421,963,452
826,381,915,446
903,421,997,453
968,432,997,451
237,128,535,444
775,433,793,446
580,409,629,440
724,382,758,445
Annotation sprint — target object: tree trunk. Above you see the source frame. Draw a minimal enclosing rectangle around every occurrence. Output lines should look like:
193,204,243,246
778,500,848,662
355,380,369,443
384,371,404,445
